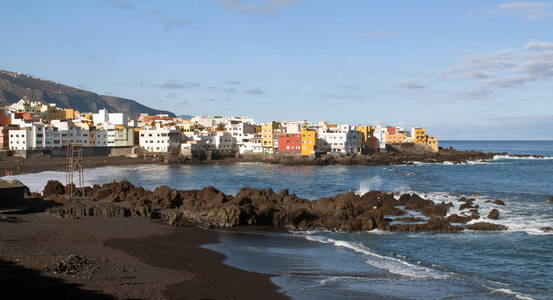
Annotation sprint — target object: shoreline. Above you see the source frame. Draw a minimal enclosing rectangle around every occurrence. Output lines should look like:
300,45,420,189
0,149,499,176
0,213,287,299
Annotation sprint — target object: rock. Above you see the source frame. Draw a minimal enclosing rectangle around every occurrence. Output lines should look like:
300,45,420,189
459,199,478,211
391,217,462,232
485,200,505,206
471,193,481,197
43,180,65,197
38,180,510,233
43,255,94,275
541,227,553,233
394,216,425,223
447,213,479,224
549,197,553,203
466,222,507,231
422,202,452,217
487,209,500,220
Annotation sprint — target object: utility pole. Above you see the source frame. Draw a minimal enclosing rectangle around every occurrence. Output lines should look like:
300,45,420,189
65,143,84,197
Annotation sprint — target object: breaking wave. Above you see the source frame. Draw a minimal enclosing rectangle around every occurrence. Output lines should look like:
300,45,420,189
304,235,448,279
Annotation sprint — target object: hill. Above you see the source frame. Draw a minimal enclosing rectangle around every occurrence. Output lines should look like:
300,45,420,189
0,70,176,118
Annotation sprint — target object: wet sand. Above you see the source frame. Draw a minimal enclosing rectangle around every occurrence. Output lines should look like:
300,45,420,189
0,156,159,176
0,213,287,299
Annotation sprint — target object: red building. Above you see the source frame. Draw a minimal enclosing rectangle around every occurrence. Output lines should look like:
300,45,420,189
278,133,302,152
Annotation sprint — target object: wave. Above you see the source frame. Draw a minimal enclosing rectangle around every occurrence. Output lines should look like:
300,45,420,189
304,235,448,279
493,155,553,160
491,288,536,300
1,165,169,192
402,191,553,236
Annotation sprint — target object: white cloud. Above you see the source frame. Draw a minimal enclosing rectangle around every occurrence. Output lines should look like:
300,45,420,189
525,41,553,50
218,0,298,14
431,41,553,97
397,79,425,90
497,2,553,19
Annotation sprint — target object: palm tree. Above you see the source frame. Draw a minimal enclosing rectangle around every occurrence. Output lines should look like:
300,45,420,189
216,122,226,131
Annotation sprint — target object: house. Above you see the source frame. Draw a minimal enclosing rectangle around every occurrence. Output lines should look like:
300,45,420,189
317,124,362,154
278,133,302,152
261,121,281,154
301,129,317,156
139,127,181,153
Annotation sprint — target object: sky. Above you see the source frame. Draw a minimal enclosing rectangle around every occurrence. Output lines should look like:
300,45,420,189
1,0,552,140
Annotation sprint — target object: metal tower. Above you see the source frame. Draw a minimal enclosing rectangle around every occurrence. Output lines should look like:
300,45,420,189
65,143,84,197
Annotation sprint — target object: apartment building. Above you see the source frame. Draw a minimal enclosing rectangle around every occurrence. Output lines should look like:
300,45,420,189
139,127,181,153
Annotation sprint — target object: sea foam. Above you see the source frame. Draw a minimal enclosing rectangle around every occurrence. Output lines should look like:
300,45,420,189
304,235,448,279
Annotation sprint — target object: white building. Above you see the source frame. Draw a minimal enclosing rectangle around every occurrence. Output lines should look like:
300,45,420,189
53,120,93,146
373,125,387,151
213,132,237,151
8,129,33,150
139,127,181,153
226,119,255,146
108,112,127,126
190,116,227,129
317,124,362,154
93,109,109,125
240,133,262,153
8,123,61,150
92,109,128,126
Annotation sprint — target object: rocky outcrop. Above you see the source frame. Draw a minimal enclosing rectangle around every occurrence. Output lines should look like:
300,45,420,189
487,209,500,220
43,180,65,197
466,222,507,231
485,200,505,206
43,180,508,233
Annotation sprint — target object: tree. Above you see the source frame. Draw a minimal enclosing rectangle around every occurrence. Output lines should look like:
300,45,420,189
216,122,226,131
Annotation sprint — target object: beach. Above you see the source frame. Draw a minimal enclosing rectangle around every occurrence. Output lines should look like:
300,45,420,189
0,213,286,299
0,156,159,176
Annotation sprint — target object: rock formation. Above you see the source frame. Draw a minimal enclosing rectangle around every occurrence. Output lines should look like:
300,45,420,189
40,180,509,233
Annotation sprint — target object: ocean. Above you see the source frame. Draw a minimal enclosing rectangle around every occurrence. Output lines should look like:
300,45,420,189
5,141,553,299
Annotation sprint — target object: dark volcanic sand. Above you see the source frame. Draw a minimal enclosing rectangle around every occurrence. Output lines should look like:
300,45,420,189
0,156,158,176
0,213,287,299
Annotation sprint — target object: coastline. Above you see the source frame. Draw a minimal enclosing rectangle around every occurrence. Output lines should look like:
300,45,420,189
0,149,498,176
0,213,287,299
0,156,160,176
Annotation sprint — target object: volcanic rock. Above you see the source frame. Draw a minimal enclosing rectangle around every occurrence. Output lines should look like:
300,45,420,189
447,213,479,224
394,216,425,223
485,200,505,206
487,209,500,220
42,180,65,197
466,222,507,231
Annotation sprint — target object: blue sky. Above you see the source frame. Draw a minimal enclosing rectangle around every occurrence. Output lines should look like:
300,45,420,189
1,0,553,139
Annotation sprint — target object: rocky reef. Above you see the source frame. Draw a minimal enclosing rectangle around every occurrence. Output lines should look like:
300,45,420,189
40,180,508,233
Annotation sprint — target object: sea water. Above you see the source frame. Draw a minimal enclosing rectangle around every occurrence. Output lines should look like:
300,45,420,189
5,141,553,299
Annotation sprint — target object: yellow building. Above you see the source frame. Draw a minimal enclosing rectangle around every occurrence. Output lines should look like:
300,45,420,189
177,121,195,138
261,121,280,153
356,125,374,147
427,136,439,152
64,108,80,120
413,128,427,144
387,132,406,144
301,128,317,156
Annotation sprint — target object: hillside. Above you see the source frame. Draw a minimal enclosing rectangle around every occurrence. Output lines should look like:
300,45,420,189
0,70,176,118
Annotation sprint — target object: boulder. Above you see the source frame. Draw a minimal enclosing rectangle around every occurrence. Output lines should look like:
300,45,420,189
43,180,65,196
487,209,500,220
447,213,479,224
541,227,553,233
485,200,505,206
466,222,507,231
